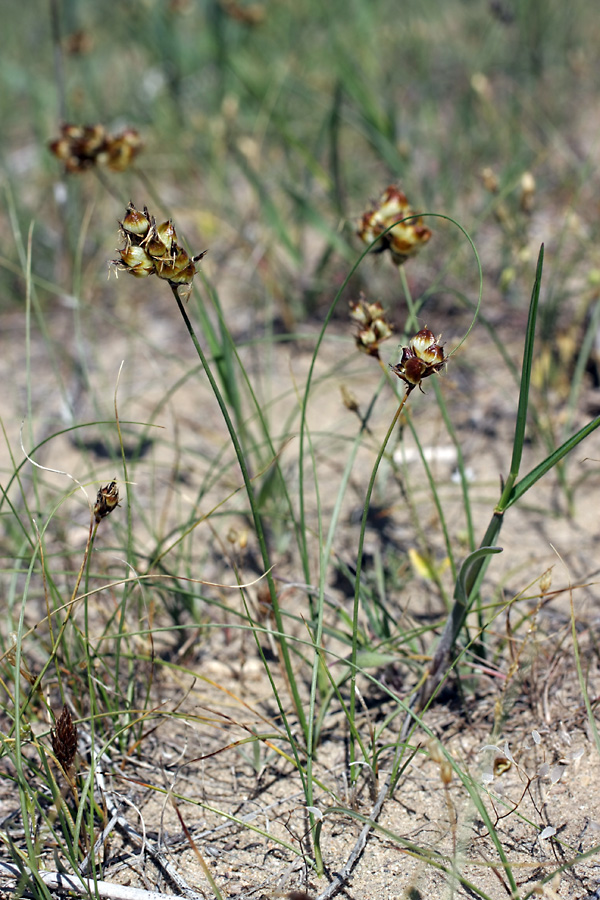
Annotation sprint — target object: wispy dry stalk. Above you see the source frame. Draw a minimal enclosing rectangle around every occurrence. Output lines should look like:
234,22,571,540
0,861,191,900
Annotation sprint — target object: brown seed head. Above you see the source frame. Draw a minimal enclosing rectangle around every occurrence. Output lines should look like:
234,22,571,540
349,294,394,358
391,328,446,392
113,203,206,290
539,568,552,595
480,166,499,194
520,171,536,213
94,480,120,523
357,185,432,265
166,258,198,285
440,759,453,786
106,129,143,171
49,123,142,173
51,705,78,773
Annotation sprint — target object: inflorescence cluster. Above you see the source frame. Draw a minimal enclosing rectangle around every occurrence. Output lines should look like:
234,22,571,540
357,184,432,266
112,202,206,288
352,185,445,393
49,123,142,173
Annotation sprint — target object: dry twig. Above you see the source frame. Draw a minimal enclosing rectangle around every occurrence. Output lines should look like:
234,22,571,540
0,861,189,900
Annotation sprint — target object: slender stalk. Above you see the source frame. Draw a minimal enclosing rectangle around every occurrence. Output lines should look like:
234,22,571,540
398,266,421,334
349,387,413,772
48,0,67,122
169,283,308,738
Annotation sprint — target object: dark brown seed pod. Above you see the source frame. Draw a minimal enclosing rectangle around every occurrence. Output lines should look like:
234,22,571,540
94,480,120,523
391,328,446,392
51,705,78,772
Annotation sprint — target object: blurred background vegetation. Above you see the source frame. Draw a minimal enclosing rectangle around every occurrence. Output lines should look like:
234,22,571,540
2,0,599,326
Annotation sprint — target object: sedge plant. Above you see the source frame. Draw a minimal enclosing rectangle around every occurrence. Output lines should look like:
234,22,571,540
4,188,600,899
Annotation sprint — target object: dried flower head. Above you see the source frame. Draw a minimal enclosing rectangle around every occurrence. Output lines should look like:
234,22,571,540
113,202,206,290
480,166,499,194
520,171,536,213
51,705,78,773
341,384,359,412
104,128,143,172
391,328,446,392
49,123,142,173
357,185,432,265
349,293,394,358
94,480,120,523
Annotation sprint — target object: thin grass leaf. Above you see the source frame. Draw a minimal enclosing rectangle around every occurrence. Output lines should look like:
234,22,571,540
506,412,600,509
499,243,544,507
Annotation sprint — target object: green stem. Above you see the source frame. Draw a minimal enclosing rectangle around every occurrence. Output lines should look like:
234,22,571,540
398,266,422,334
350,387,413,773
169,283,308,739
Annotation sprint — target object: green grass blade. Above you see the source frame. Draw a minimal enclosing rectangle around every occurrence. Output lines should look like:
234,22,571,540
506,411,600,510
498,244,544,508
